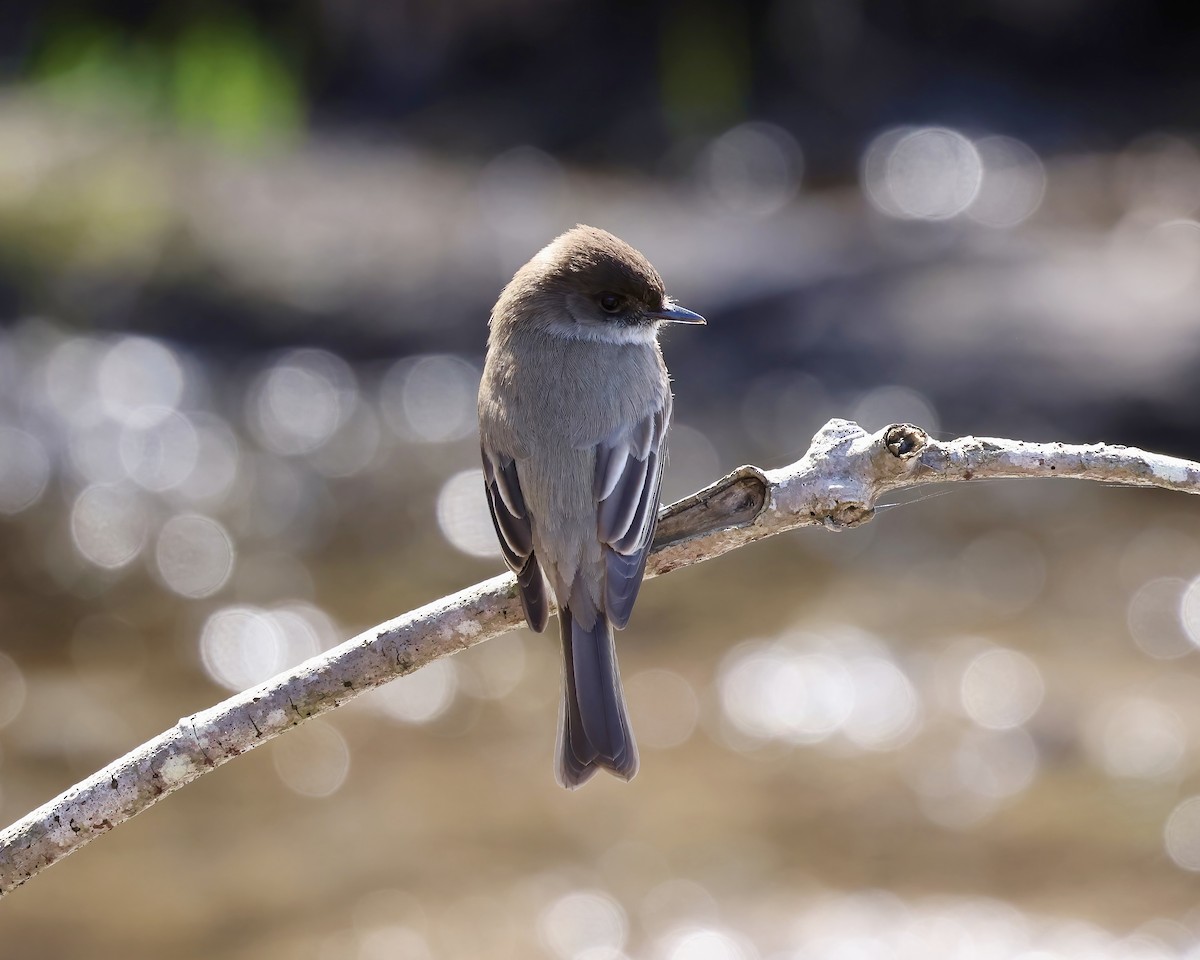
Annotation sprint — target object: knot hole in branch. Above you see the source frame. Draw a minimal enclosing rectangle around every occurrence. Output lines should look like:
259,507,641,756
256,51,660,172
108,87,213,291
884,423,928,459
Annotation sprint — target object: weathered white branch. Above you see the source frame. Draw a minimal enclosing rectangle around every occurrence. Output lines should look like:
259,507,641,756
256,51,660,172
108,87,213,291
3,420,1199,897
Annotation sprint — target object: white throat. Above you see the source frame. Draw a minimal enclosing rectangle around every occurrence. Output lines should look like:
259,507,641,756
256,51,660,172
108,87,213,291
543,316,661,346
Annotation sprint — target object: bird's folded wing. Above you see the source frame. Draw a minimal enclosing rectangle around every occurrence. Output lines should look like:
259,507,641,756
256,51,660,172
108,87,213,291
593,396,672,629
482,446,549,632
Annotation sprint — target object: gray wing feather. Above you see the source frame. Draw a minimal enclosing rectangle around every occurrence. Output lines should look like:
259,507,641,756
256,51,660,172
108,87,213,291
594,440,628,502
482,446,548,632
597,452,650,543
493,455,527,520
595,397,671,630
631,411,655,459
611,450,658,554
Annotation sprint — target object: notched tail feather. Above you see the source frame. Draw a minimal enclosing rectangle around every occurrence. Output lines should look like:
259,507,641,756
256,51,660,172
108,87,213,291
555,605,639,789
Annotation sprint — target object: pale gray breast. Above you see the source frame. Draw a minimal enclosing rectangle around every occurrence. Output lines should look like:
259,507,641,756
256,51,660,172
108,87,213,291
526,335,668,449
479,327,670,601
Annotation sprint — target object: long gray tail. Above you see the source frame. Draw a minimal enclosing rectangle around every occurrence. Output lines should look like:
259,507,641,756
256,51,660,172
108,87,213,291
556,604,638,789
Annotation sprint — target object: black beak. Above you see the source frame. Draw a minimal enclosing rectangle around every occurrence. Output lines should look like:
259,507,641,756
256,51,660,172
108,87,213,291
647,298,706,325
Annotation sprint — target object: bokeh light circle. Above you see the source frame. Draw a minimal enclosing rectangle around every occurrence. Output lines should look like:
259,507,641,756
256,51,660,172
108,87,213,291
70,484,150,569
872,127,983,221
199,605,286,691
719,644,853,744
959,648,1044,729
538,889,628,960
0,426,50,514
97,336,184,424
119,407,200,492
380,354,480,444
250,349,357,456
459,632,526,700
659,926,757,960
1128,578,1196,659
696,122,803,218
154,514,235,598
357,925,432,960
1086,698,1186,780
437,469,502,559
177,415,241,505
1178,574,1200,649
271,719,351,798
969,135,1047,228
42,335,105,424
843,656,921,750
1164,796,1200,871
371,660,457,725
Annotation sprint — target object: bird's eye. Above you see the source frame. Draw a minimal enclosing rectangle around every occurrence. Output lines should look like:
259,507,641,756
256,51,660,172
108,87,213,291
598,292,623,314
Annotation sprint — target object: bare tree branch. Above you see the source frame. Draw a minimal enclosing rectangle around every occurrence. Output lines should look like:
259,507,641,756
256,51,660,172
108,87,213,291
3,419,1199,897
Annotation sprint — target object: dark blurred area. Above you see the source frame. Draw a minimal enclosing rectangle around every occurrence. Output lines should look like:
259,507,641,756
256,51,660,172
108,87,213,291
4,2,1200,959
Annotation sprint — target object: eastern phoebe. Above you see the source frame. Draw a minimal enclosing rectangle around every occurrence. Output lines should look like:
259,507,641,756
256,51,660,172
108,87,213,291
478,225,705,788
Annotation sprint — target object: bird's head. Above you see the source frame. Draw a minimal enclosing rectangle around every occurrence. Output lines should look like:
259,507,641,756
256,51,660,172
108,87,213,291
493,225,705,344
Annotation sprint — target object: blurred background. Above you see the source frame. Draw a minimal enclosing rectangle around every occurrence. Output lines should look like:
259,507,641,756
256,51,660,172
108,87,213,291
3,1,1200,957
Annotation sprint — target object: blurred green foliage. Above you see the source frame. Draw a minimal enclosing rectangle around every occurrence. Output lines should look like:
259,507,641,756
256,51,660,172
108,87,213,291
660,5,751,135
29,7,302,150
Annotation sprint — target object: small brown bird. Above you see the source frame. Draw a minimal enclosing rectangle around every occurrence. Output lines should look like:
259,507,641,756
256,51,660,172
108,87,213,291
477,226,705,788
